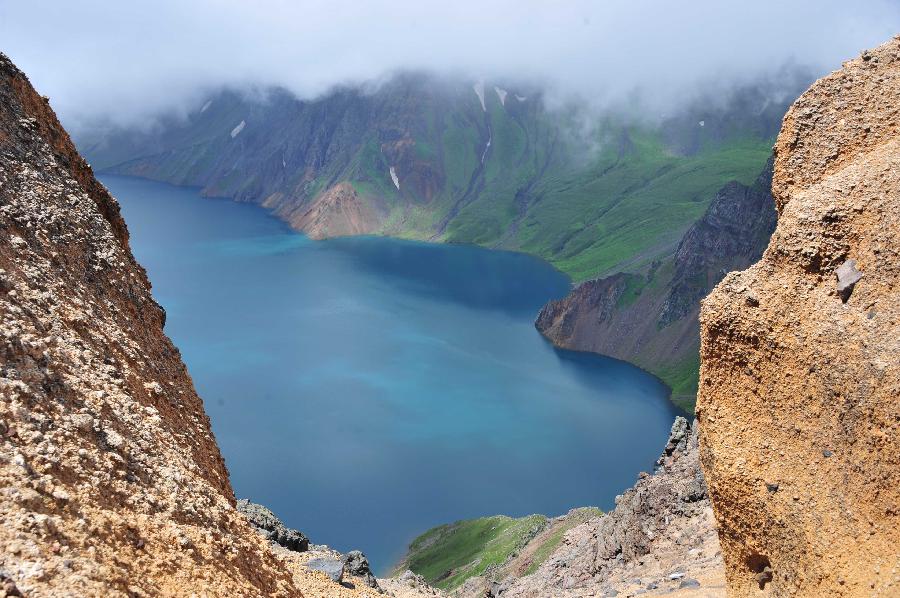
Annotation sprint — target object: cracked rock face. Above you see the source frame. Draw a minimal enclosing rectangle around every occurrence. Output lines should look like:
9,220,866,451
698,37,900,597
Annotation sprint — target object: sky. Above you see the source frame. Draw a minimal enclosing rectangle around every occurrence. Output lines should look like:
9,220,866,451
1,0,898,129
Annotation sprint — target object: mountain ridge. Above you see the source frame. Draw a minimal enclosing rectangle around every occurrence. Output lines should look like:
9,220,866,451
78,73,801,282
78,74,802,408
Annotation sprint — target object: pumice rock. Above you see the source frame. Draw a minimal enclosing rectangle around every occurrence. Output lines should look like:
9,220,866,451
698,36,900,598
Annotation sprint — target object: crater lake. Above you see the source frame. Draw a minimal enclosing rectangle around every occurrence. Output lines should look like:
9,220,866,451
103,174,680,572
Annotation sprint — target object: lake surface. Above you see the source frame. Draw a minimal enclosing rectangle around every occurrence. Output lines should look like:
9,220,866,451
103,174,679,573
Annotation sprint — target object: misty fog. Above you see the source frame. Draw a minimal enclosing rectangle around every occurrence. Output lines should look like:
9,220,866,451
1,0,898,130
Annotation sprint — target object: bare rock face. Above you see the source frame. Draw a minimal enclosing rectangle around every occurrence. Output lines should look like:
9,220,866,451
237,498,310,552
0,54,306,596
266,180,386,240
698,37,900,597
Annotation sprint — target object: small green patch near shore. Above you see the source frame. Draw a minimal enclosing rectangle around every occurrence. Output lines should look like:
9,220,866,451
392,514,547,590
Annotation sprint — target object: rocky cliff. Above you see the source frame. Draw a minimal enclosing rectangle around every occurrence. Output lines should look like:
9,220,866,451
536,160,777,409
0,53,441,598
697,37,900,597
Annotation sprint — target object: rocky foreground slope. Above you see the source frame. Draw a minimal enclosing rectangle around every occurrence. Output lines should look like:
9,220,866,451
0,52,304,596
0,53,437,598
698,37,900,596
442,418,725,598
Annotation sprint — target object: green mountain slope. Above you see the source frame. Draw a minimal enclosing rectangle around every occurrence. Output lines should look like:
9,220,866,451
78,74,797,282
391,514,547,590
391,508,603,591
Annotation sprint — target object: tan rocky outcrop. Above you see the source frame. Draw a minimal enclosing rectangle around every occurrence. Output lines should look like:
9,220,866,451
697,37,900,597
270,181,385,240
0,51,445,598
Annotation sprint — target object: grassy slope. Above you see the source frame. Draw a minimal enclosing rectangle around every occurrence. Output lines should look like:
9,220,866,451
427,102,773,284
506,135,771,281
392,515,548,590
392,508,604,590
658,352,702,412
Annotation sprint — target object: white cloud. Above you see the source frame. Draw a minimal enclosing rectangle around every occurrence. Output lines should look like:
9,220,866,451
1,0,897,129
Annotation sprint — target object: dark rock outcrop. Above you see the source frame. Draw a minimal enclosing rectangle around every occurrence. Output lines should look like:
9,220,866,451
660,160,777,326
536,161,777,409
237,499,310,552
343,550,379,589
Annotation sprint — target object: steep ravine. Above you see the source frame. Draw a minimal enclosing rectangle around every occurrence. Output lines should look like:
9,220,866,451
698,37,900,596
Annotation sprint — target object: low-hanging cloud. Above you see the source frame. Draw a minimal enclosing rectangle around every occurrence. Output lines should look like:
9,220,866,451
1,0,898,130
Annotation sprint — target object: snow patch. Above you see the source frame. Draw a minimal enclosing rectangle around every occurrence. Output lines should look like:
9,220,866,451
389,166,400,190
200,100,212,113
494,87,507,106
230,120,246,138
473,81,486,112
481,132,492,164
515,94,527,102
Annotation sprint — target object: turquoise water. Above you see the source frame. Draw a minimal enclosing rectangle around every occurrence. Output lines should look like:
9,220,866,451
103,175,679,572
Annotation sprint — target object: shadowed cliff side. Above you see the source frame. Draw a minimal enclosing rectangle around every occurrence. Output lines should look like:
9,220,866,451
698,36,900,597
536,160,777,410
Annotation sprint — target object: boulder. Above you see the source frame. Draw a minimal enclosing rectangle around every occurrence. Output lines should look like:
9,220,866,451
236,499,309,552
343,549,379,589
306,558,344,583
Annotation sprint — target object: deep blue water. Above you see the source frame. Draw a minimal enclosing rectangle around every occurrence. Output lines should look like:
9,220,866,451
102,175,679,573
